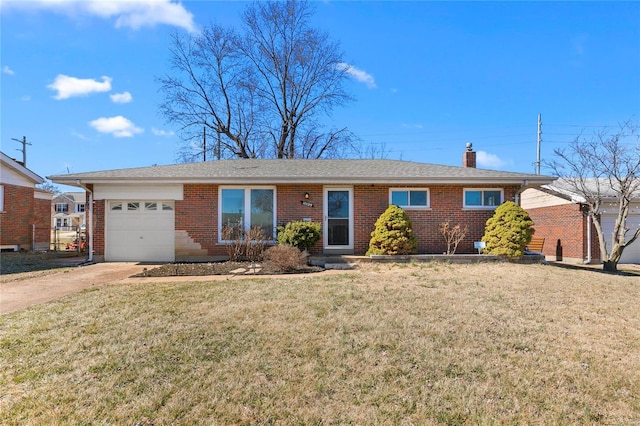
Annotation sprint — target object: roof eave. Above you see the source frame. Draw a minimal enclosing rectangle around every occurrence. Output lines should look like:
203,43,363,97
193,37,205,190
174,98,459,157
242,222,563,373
51,176,556,186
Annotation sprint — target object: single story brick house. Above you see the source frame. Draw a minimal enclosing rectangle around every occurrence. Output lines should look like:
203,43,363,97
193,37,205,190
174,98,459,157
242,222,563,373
522,179,640,264
1,151,53,251
49,147,554,262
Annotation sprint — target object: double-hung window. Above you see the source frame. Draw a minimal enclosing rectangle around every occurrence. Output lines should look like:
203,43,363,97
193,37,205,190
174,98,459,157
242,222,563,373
463,188,503,209
56,203,68,213
390,188,430,209
219,187,275,241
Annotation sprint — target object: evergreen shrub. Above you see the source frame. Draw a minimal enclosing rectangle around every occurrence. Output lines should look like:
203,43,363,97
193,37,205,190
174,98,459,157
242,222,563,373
366,205,418,255
481,201,535,257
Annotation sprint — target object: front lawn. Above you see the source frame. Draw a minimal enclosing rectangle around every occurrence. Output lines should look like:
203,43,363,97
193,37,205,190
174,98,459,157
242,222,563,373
1,263,638,424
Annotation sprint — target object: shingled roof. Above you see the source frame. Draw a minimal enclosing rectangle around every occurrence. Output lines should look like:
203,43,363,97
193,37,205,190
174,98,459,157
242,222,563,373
49,159,554,186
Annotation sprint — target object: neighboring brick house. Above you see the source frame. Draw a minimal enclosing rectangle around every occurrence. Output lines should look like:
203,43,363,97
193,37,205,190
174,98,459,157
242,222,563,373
52,192,86,230
522,179,640,264
49,147,554,262
0,151,52,251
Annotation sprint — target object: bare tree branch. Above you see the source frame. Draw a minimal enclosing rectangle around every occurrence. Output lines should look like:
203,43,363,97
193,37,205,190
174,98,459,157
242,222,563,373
158,0,354,161
547,119,640,271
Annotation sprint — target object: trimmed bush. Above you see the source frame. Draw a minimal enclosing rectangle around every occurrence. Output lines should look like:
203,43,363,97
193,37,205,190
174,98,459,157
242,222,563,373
276,221,321,251
481,201,535,257
366,205,418,255
264,244,308,272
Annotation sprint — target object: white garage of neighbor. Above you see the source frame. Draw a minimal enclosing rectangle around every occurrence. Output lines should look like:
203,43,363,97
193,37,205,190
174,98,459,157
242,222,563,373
601,213,640,264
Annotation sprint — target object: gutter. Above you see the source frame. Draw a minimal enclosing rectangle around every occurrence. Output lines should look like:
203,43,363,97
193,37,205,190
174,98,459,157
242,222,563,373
75,180,94,263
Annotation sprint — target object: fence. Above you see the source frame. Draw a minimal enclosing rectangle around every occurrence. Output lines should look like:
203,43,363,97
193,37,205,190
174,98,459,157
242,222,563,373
50,226,87,253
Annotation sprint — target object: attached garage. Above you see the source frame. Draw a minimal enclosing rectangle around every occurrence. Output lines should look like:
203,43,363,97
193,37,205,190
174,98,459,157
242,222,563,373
105,200,175,262
601,213,640,264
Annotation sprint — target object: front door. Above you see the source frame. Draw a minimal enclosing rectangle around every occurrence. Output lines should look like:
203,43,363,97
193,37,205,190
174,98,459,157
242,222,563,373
324,187,354,252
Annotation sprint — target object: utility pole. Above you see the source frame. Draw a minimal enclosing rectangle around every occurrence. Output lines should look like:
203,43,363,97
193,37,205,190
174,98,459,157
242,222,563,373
11,136,31,166
535,113,542,175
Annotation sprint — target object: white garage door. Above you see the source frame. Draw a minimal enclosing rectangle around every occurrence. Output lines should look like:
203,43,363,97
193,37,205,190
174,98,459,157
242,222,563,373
106,200,175,262
601,213,640,264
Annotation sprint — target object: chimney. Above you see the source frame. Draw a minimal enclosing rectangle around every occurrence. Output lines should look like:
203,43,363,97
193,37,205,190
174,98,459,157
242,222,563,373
463,142,476,168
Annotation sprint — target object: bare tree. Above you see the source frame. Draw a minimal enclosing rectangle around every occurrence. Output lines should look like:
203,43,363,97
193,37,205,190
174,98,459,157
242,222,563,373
158,26,261,161
158,0,355,161
37,180,60,194
549,120,640,272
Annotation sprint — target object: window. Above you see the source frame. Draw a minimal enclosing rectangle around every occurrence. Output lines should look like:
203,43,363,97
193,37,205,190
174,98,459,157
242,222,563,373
56,203,68,213
464,189,503,209
390,188,430,208
145,202,157,211
219,187,275,241
76,203,86,213
127,202,140,211
110,202,123,211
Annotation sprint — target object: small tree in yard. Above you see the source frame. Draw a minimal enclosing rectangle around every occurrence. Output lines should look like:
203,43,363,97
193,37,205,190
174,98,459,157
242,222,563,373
367,205,418,256
549,120,640,272
440,222,469,255
481,201,535,257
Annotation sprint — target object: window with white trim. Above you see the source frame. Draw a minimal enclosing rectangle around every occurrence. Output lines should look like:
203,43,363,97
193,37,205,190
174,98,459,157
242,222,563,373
219,187,275,241
76,203,86,213
390,188,430,209
463,189,503,209
55,203,69,213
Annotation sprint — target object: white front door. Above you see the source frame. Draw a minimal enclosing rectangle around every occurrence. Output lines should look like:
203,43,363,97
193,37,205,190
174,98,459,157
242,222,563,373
323,187,354,252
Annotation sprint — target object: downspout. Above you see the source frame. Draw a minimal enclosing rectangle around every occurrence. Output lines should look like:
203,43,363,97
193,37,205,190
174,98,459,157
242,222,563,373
514,179,529,205
76,180,93,263
584,212,592,264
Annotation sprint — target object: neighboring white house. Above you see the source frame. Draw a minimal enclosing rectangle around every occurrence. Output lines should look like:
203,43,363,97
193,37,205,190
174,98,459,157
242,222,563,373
52,192,86,230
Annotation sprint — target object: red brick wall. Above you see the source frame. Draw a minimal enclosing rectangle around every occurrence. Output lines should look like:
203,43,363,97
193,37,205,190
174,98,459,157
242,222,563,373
86,185,106,256
91,183,522,257
0,183,35,249
34,197,51,247
526,203,600,262
355,185,519,254
176,184,220,254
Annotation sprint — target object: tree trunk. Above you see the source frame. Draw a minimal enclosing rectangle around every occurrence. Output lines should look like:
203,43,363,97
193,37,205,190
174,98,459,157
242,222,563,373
602,260,618,272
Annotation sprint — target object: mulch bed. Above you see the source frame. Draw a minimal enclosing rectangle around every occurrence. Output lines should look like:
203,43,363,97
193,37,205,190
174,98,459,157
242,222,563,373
133,261,324,277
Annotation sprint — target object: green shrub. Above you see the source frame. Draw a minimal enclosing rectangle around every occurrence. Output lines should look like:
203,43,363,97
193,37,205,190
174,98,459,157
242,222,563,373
276,221,321,251
481,201,535,257
366,205,418,255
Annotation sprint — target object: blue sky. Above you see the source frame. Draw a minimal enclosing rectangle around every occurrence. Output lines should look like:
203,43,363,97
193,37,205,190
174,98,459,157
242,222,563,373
1,1,639,189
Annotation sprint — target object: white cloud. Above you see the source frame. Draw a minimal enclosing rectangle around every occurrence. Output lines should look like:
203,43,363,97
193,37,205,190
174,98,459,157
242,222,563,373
152,127,175,137
110,91,133,103
89,116,143,138
336,62,376,89
4,0,196,32
2,65,15,75
476,151,507,169
48,74,112,100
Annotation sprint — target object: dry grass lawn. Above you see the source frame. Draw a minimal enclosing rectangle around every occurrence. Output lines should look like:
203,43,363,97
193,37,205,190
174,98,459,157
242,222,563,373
1,262,639,424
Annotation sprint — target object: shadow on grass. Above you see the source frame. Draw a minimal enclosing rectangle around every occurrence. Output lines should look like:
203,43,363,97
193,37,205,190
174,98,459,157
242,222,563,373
0,251,86,275
548,261,640,277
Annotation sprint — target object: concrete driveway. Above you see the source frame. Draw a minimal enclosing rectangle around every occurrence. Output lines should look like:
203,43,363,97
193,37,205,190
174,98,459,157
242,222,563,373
1,262,148,315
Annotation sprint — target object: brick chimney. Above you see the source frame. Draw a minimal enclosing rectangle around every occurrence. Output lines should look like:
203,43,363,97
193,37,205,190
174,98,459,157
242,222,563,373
463,142,476,168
